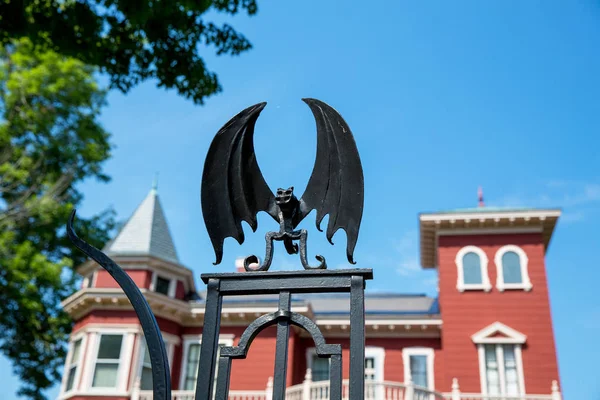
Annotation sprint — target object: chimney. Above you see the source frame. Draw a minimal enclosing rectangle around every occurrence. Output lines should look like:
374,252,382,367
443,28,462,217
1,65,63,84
235,257,245,273
235,257,260,272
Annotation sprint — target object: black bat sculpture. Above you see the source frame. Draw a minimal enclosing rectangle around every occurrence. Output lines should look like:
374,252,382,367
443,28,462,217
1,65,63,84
201,98,364,272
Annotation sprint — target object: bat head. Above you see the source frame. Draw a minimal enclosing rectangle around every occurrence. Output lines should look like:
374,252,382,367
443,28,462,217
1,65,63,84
275,187,296,206
275,187,299,218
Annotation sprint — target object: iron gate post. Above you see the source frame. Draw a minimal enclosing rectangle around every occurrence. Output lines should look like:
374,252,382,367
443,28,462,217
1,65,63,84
196,269,372,400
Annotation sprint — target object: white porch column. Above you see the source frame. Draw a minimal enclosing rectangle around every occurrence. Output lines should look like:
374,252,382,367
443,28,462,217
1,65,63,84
265,376,273,400
551,380,562,400
302,369,312,400
131,376,141,400
404,377,414,400
451,378,461,400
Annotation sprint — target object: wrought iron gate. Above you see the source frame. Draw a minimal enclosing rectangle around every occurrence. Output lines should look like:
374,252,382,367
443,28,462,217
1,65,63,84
68,216,373,400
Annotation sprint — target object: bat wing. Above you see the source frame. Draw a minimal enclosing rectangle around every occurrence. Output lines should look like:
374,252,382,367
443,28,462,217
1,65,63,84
295,98,364,264
201,102,278,265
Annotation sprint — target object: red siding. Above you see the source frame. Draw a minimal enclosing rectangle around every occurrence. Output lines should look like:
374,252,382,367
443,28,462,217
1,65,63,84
94,269,151,289
230,326,278,390
176,280,185,300
437,233,559,394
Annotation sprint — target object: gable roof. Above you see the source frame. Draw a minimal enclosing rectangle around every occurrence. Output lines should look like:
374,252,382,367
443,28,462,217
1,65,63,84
471,322,527,344
104,188,179,264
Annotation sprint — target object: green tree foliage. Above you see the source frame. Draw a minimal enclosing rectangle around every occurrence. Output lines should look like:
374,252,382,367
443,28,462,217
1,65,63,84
0,38,115,400
0,0,259,104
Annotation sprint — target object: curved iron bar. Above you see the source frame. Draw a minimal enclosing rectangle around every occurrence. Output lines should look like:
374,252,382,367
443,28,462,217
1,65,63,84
218,309,342,400
67,210,171,400
220,310,340,358
298,230,327,270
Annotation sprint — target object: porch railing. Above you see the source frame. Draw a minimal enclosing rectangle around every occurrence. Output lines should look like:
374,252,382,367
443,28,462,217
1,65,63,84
137,390,268,400
285,379,445,400
134,377,562,400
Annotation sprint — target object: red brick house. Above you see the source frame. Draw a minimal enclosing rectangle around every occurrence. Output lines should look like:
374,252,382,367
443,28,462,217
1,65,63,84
58,188,563,400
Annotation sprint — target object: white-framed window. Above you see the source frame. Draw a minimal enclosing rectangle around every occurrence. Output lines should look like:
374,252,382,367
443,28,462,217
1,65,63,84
83,271,96,289
179,335,235,391
306,346,385,382
91,333,125,388
402,347,434,389
455,246,492,292
136,333,177,390
80,330,135,394
61,333,87,394
494,245,532,291
150,272,177,297
472,322,526,396
66,325,137,396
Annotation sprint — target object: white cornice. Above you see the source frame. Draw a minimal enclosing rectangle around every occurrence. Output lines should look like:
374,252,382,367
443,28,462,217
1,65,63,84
420,208,561,269
62,288,192,324
420,209,561,222
437,226,543,236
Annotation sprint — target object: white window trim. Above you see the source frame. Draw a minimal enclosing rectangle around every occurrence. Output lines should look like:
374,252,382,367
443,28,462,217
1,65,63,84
494,245,532,291
472,322,526,396
306,347,385,381
82,270,97,289
365,346,385,382
402,347,435,390
81,328,135,395
150,271,177,298
59,331,88,395
179,334,235,391
455,246,492,292
134,332,178,390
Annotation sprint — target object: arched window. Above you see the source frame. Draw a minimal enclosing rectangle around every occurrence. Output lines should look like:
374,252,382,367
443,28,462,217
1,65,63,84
495,245,532,291
455,246,492,292
463,252,483,284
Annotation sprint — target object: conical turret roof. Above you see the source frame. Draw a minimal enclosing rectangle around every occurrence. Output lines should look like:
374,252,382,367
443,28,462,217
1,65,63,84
104,187,179,264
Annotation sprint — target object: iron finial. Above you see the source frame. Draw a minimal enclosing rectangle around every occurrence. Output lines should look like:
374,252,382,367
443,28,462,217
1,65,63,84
478,186,485,207
152,172,159,192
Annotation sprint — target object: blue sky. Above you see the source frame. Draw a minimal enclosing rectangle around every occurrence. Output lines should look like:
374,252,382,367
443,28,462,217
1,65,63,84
2,1,600,399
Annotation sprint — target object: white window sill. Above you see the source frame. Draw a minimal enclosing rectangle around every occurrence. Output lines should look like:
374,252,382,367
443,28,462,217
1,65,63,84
497,282,533,291
457,283,492,292
60,390,130,399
